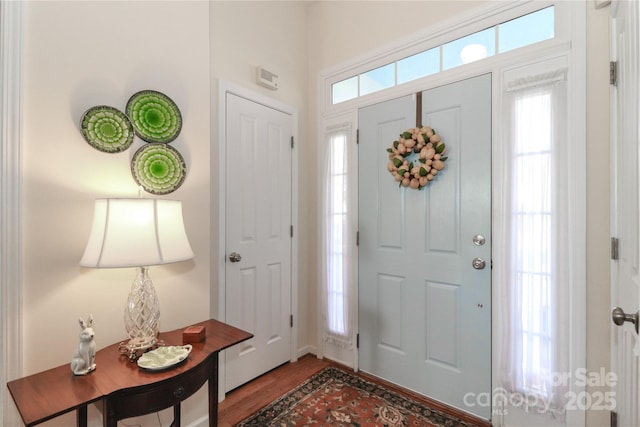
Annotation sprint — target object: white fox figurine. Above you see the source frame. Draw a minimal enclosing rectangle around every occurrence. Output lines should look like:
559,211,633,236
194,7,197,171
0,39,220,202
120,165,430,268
70,315,96,375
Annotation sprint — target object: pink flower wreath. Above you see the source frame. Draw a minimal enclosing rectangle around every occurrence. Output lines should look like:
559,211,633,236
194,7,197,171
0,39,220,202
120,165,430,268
386,126,448,190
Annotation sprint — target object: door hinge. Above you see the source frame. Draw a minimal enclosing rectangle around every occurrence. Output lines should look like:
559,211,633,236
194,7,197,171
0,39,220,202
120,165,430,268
290,314,294,328
611,237,619,260
610,61,618,86
356,333,359,348
291,136,294,149
290,225,294,238
356,231,359,246
356,129,359,144
611,410,617,427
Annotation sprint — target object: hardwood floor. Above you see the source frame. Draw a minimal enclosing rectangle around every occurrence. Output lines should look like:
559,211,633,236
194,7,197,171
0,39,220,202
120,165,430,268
218,354,332,426
217,354,491,427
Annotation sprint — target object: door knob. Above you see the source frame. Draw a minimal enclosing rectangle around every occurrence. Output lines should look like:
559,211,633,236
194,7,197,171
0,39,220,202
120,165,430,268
612,307,639,334
472,257,486,270
229,252,242,263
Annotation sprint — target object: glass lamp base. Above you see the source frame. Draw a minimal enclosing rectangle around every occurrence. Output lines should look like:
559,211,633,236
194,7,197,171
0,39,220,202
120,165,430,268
123,266,160,357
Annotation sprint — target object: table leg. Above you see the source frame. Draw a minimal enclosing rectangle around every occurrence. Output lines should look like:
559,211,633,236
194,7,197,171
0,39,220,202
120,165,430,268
76,405,87,427
209,353,219,427
170,403,181,427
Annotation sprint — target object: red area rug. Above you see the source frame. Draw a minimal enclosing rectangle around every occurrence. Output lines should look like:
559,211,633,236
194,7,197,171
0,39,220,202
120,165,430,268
236,366,479,426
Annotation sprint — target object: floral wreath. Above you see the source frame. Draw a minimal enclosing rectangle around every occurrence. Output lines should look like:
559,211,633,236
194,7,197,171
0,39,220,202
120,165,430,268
386,126,447,190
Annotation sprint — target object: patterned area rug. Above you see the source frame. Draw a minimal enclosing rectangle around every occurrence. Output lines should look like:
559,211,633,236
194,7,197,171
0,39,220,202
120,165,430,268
236,366,478,426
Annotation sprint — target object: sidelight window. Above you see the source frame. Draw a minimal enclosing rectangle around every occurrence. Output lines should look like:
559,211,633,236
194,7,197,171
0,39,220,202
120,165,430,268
320,124,355,348
498,67,571,418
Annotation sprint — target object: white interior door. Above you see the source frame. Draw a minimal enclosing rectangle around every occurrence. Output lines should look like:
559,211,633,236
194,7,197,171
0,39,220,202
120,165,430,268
224,93,293,392
610,1,640,426
358,74,492,419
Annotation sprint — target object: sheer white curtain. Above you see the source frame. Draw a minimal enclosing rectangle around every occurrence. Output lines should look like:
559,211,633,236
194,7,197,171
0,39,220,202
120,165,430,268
497,68,571,418
320,124,354,348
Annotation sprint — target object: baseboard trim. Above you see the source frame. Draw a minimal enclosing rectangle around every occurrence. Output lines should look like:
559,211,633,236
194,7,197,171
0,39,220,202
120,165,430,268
187,415,208,427
296,344,316,360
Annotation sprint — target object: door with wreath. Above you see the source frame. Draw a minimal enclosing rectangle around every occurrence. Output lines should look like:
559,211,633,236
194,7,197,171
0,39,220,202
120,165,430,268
358,74,492,419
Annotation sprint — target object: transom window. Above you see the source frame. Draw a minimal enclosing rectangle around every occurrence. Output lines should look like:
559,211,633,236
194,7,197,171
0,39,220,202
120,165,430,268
331,6,554,104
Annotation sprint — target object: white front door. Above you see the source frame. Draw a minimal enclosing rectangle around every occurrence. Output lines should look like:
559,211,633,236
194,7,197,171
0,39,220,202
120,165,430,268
223,92,293,392
358,74,492,419
610,1,640,425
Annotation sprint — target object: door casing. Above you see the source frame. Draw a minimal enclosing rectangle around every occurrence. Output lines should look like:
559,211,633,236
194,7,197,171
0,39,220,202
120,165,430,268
610,0,640,425
216,80,299,400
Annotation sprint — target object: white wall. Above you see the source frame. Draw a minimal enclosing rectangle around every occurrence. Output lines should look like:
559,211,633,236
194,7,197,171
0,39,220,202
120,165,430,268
22,1,211,425
20,1,310,425
306,0,488,70
209,0,309,347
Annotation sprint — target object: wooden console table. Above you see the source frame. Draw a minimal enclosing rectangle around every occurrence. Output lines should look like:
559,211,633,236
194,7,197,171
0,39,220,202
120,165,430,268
7,319,252,427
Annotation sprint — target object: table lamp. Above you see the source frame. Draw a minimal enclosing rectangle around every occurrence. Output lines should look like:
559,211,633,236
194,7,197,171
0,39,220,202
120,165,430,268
80,198,193,357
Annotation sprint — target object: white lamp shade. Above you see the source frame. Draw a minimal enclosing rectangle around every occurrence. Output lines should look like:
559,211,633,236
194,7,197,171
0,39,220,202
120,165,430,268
80,199,194,268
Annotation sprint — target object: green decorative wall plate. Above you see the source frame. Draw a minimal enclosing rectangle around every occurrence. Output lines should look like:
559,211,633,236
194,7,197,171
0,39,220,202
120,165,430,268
131,143,186,195
126,90,182,143
80,106,134,153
